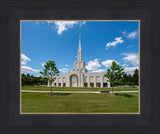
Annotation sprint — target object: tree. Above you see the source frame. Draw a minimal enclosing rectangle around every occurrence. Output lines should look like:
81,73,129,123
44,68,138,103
40,60,59,95
104,61,125,94
133,69,139,85
128,74,132,82
122,73,128,83
21,73,48,86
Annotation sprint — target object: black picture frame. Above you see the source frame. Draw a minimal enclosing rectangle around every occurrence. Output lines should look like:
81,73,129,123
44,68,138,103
0,0,160,133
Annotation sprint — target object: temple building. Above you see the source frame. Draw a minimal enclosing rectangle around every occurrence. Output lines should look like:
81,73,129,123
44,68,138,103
48,36,110,88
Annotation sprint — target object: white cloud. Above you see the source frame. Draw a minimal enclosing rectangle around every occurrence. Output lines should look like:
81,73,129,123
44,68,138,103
101,60,119,67
54,21,86,35
35,21,86,34
122,64,128,67
122,31,127,35
127,31,138,39
124,67,138,75
86,59,101,71
122,53,139,66
92,69,106,73
59,64,70,73
21,54,31,65
21,54,39,74
59,68,68,73
106,37,124,49
79,21,86,27
41,62,46,67
21,66,39,73
55,21,78,34
36,74,41,77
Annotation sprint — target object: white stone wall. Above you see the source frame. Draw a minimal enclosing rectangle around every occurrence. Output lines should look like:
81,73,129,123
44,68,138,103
48,72,110,88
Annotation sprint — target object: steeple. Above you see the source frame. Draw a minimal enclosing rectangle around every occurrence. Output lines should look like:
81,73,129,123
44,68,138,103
78,35,82,61
78,35,81,51
72,35,87,73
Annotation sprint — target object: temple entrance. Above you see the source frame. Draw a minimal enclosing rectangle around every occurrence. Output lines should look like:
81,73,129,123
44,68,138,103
58,83,61,87
63,83,66,87
90,83,94,87
96,83,101,87
70,75,78,87
103,83,108,88
84,83,88,87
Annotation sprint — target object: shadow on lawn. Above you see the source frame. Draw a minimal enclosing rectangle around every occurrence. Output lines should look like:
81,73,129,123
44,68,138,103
47,93,71,96
114,93,135,98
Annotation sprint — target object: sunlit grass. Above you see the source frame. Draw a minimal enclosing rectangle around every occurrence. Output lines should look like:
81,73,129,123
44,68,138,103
21,92,139,113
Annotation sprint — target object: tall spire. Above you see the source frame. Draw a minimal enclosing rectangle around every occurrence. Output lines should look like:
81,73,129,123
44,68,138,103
78,35,81,51
78,35,82,61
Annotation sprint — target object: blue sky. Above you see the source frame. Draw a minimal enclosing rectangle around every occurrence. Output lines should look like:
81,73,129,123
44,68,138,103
21,20,139,76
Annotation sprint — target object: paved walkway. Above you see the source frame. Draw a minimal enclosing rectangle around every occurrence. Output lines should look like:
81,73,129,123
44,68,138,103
21,90,139,94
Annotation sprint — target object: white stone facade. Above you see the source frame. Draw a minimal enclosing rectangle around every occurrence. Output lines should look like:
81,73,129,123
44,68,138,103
48,35,110,88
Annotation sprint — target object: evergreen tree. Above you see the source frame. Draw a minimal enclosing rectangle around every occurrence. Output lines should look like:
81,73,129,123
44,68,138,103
133,69,139,85
122,73,128,83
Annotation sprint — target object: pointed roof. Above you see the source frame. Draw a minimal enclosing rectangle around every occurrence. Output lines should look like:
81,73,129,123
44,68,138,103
78,35,81,51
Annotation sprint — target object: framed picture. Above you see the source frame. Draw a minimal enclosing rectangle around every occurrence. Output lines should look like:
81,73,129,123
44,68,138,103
0,0,160,134
20,20,140,114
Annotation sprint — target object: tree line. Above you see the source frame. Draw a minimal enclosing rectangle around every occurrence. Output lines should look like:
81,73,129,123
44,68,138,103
114,69,139,87
105,61,139,87
104,61,139,93
21,73,48,86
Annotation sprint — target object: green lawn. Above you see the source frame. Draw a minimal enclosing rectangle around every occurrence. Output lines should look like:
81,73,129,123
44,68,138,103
21,86,139,113
21,85,139,91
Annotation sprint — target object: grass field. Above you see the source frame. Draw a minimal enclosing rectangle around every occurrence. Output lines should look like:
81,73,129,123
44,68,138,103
21,86,139,113
21,85,139,91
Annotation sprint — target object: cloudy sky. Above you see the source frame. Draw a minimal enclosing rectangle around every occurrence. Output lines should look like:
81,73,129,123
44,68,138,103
21,20,139,76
